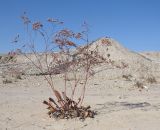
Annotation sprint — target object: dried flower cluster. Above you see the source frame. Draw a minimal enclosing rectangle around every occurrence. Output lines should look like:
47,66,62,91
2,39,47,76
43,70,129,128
54,29,82,49
32,22,43,30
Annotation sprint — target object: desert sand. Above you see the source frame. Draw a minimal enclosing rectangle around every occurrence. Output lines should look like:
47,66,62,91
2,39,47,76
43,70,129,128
0,38,160,130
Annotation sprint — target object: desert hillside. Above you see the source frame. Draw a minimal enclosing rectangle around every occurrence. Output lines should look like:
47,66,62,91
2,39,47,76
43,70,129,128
140,52,160,62
85,38,160,85
0,38,160,130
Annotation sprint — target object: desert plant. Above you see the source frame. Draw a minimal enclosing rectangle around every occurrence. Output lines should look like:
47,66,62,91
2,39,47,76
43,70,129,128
14,13,105,119
122,74,132,81
3,79,12,84
146,76,156,84
9,67,23,80
0,51,17,64
1,66,23,84
135,81,144,89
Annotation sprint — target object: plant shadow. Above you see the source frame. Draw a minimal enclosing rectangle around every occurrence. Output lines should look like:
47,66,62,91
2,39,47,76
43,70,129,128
95,101,152,114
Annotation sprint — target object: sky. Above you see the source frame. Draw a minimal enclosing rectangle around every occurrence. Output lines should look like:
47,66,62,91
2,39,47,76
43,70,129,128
0,0,160,53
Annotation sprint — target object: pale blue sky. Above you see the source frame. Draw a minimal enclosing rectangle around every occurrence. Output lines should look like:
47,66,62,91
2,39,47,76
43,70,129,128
0,0,160,53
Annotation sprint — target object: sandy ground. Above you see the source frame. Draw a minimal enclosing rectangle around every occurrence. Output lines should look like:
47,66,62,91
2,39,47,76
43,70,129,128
0,75,160,130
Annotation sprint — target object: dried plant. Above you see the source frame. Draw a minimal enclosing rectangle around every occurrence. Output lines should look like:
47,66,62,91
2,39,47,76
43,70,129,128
1,66,23,84
135,81,144,89
146,76,157,84
122,74,132,81
3,79,12,84
0,51,17,64
43,96,96,120
15,13,106,119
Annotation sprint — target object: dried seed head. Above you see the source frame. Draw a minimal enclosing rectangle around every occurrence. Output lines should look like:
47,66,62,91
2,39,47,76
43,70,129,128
59,29,74,37
32,22,43,30
74,33,82,39
54,38,64,46
48,18,58,22
66,41,76,47
21,15,31,24
47,18,63,24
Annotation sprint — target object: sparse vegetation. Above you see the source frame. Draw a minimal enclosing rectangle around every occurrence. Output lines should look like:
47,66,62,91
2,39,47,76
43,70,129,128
0,51,17,64
135,81,144,89
2,67,23,84
146,76,157,84
122,74,132,81
3,79,12,84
